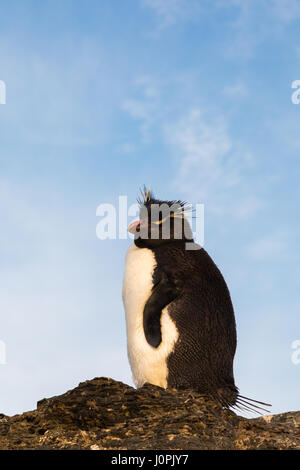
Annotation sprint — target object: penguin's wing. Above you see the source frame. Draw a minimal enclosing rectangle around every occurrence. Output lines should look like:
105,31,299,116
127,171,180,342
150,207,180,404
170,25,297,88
143,274,178,348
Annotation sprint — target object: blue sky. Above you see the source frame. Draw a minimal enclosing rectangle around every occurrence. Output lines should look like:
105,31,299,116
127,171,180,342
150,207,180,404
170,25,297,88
0,0,300,416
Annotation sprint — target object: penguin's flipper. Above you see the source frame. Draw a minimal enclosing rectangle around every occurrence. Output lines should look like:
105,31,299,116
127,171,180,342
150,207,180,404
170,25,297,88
143,276,178,348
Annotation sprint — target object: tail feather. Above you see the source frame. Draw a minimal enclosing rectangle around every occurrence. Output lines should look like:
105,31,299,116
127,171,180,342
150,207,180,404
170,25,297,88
235,394,272,415
214,383,272,415
238,394,271,407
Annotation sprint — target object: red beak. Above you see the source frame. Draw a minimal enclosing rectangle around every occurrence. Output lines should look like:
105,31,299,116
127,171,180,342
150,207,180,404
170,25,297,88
127,219,141,234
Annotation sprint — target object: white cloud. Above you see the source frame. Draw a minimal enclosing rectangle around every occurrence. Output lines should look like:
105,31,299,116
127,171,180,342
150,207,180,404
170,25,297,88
218,0,300,23
142,0,201,30
164,108,263,218
121,75,163,141
122,76,265,218
218,0,300,56
143,0,182,27
143,0,300,56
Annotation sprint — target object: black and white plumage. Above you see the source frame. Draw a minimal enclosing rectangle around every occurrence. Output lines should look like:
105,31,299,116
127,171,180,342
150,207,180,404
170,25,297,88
122,188,270,413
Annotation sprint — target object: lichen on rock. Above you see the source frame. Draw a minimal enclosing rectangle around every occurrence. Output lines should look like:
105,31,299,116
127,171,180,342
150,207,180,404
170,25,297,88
0,377,299,450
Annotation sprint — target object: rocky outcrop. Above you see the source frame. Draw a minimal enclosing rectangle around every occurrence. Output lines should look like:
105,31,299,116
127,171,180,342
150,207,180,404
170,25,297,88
0,377,299,450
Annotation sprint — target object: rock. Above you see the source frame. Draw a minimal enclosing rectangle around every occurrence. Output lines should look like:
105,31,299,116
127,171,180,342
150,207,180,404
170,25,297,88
0,377,299,450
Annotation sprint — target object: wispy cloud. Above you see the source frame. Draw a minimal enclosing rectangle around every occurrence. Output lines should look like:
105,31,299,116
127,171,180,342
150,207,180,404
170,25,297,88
121,75,164,142
218,0,300,57
122,75,264,218
143,0,300,56
142,0,201,29
164,108,264,218
217,0,300,23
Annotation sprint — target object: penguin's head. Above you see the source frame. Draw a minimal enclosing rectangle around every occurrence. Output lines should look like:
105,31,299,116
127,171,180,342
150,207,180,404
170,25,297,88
128,187,193,248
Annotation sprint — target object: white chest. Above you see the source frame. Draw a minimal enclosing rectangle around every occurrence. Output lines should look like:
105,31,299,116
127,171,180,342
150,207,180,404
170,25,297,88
122,244,178,389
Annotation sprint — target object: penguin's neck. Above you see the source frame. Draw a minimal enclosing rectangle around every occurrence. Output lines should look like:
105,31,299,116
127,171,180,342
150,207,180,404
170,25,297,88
134,238,192,250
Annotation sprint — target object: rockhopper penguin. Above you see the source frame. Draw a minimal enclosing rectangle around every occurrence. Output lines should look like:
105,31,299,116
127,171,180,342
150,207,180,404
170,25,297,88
122,188,270,413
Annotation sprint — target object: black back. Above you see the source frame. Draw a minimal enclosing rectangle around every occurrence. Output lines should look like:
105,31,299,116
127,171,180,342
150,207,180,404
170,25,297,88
149,241,238,408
